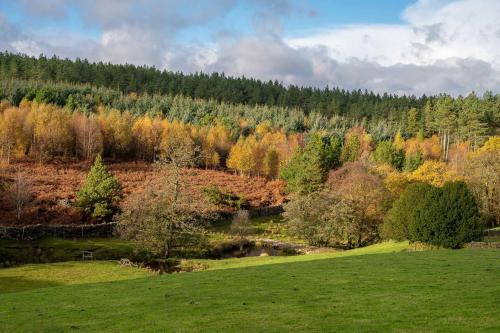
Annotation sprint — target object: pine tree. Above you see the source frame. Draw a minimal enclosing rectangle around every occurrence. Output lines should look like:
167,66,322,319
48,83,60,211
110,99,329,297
406,107,420,137
457,93,487,149
76,154,123,220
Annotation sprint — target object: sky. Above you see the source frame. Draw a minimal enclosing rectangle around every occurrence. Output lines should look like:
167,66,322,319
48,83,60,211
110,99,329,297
1,0,499,96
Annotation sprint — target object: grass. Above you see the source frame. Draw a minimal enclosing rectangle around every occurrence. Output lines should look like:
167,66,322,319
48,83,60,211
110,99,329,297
0,243,498,332
0,261,154,293
196,240,410,270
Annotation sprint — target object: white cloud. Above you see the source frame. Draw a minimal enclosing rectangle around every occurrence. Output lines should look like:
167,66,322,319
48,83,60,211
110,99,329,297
288,0,500,69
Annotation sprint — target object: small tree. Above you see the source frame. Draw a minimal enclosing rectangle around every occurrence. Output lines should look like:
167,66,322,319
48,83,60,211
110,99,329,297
117,134,206,258
8,170,32,221
409,181,483,248
75,154,122,220
341,134,361,162
230,210,253,250
284,191,364,248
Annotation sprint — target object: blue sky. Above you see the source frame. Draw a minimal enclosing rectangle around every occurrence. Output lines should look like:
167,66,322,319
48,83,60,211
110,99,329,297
0,0,499,95
0,0,417,44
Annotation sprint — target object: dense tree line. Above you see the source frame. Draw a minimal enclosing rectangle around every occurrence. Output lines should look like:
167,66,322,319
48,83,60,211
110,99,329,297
1,79,497,147
0,101,300,179
1,52,426,120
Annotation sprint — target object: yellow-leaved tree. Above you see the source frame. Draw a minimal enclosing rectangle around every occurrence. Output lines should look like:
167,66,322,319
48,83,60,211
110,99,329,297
465,136,500,226
410,160,462,187
0,106,29,163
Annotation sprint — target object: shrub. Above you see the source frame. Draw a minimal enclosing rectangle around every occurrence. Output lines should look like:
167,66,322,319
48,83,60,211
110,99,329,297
381,182,432,241
409,181,483,248
284,191,346,247
75,154,123,220
202,185,248,209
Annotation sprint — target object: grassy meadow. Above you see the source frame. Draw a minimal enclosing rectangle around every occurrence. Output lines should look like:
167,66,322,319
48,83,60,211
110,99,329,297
0,243,498,332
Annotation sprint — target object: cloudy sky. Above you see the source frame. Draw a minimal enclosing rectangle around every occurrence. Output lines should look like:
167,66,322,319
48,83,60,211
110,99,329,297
1,0,499,96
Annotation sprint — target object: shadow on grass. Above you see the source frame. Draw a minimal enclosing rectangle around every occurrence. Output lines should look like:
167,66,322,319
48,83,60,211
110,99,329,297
0,276,62,294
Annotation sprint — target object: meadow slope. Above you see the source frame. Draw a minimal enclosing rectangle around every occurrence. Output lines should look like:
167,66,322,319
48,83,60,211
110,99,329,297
0,246,498,332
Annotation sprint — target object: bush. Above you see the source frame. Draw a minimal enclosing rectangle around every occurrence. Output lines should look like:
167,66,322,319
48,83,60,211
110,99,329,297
381,182,432,241
75,154,123,220
409,181,483,248
372,141,404,170
202,185,248,209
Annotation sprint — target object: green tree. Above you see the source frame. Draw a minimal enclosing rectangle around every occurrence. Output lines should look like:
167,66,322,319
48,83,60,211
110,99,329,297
372,141,404,170
75,154,123,220
406,107,420,137
403,148,423,172
409,181,483,248
457,93,487,149
381,182,432,241
434,96,456,161
280,133,341,194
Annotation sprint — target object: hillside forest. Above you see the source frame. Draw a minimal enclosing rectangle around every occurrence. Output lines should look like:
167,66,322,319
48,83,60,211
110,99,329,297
0,52,499,251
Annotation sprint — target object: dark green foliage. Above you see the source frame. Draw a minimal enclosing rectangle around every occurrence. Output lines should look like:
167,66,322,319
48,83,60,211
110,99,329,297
75,155,123,220
410,181,483,248
381,182,432,241
403,149,424,172
280,133,341,194
372,141,405,170
202,185,248,209
0,52,427,120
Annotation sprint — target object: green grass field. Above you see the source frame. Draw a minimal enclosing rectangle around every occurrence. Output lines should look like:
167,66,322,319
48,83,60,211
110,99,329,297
0,243,498,332
0,261,154,293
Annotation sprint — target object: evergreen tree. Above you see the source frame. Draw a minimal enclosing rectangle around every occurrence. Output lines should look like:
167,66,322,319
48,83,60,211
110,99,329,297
457,93,487,149
403,148,423,172
409,181,483,248
373,141,404,170
406,107,420,137
75,154,123,220
280,133,341,194
381,182,432,241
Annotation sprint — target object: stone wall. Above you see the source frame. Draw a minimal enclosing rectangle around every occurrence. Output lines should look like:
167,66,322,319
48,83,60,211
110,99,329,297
0,222,116,241
0,205,284,241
